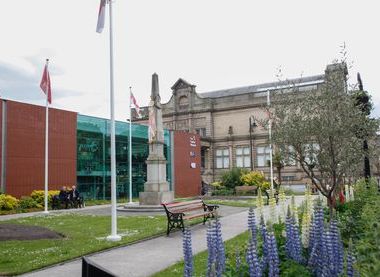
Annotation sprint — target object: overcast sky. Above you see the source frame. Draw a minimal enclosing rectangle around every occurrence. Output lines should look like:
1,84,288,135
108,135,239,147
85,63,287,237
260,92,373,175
0,0,379,120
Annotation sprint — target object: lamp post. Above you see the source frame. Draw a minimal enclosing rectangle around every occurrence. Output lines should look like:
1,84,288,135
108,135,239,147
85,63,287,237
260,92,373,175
249,116,257,171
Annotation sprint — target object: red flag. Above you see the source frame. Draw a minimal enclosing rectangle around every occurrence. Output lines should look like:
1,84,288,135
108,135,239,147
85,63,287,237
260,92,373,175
339,190,345,204
96,0,106,33
40,64,52,104
130,92,142,118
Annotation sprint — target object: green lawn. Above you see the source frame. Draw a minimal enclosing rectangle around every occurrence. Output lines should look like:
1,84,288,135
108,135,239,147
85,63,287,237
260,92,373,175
0,214,167,275
204,199,256,207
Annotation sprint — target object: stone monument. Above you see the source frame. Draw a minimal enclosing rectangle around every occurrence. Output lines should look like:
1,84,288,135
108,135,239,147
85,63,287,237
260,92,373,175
139,73,174,205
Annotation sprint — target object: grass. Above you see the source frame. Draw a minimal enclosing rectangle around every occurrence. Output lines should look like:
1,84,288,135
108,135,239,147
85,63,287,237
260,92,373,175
0,213,167,275
204,199,256,208
84,197,139,206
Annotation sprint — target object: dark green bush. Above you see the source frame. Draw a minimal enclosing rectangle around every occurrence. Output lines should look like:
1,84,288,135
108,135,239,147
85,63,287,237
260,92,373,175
19,196,41,209
221,168,249,189
337,178,380,275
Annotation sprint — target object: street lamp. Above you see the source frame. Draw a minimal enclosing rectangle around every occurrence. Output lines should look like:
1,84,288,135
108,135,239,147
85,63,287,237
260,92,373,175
249,116,257,171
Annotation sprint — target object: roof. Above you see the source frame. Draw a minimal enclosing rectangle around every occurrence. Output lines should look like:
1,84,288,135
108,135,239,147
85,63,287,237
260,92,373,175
199,74,325,98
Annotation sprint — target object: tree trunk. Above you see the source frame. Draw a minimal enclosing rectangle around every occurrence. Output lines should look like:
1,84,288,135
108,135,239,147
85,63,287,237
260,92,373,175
327,194,336,218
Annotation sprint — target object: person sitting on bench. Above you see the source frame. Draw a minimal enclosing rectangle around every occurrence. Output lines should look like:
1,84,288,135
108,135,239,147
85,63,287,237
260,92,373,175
69,185,83,208
59,186,69,209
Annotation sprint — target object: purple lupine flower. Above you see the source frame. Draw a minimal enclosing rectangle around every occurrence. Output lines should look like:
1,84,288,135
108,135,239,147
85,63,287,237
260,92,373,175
329,219,344,275
285,207,293,259
285,206,304,264
346,249,356,277
308,201,324,251
267,231,280,277
321,228,334,277
214,217,226,277
206,221,216,276
182,228,193,277
290,216,304,264
260,216,268,272
246,238,262,277
308,202,324,274
248,207,257,243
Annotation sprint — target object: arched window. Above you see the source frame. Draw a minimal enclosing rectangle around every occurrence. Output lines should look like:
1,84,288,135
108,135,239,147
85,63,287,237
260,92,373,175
178,96,189,108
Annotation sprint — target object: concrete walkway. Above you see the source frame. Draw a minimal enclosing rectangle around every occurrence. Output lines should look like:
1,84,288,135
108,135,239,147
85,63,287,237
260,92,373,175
18,196,307,277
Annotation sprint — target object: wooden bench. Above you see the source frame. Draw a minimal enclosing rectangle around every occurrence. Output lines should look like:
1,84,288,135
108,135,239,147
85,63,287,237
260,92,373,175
161,199,219,235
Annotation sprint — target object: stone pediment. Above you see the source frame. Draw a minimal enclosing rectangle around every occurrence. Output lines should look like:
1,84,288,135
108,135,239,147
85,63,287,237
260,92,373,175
171,78,194,91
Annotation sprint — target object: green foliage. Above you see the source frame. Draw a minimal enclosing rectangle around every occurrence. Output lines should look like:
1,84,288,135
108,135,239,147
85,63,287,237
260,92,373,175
154,222,312,277
221,168,249,189
18,196,42,209
337,178,380,275
30,190,60,205
0,194,19,210
240,171,270,190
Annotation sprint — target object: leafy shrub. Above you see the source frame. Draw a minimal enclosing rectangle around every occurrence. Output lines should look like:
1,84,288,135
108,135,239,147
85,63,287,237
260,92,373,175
30,190,60,205
240,171,270,190
221,168,248,189
337,178,380,275
19,196,42,209
0,194,19,210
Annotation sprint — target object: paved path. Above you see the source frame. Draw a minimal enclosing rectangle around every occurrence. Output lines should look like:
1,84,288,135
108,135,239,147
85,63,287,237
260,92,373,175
19,196,308,277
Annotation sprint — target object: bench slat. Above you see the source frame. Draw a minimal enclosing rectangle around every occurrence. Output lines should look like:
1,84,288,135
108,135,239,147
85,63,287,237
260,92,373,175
183,211,214,220
169,204,203,213
165,200,202,208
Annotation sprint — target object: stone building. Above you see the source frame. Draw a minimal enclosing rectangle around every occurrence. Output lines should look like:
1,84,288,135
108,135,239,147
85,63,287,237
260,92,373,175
133,64,347,190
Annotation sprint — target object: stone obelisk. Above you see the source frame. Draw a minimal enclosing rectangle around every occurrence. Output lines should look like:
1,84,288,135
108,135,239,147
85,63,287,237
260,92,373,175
139,73,174,205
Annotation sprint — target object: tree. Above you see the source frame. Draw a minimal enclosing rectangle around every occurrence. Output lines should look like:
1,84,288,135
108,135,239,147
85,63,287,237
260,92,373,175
272,151,284,190
270,62,378,214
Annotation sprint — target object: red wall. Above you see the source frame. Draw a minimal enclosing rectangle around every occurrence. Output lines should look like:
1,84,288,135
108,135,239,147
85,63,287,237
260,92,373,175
4,100,77,198
174,131,201,197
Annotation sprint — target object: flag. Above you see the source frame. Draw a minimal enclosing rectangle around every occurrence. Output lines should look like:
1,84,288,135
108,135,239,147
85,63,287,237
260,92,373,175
96,0,106,33
130,92,142,118
40,64,52,104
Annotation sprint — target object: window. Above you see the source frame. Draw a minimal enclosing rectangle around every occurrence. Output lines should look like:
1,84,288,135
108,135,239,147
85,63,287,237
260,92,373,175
178,96,189,109
282,145,297,166
257,145,271,167
236,146,250,168
304,143,319,165
216,148,229,169
195,128,206,137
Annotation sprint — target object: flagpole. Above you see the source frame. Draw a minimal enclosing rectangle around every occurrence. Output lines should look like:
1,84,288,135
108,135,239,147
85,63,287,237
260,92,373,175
107,0,121,241
43,59,49,214
267,90,274,191
128,87,133,204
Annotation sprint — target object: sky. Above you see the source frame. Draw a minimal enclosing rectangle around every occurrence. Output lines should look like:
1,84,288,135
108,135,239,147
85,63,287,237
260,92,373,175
0,0,379,120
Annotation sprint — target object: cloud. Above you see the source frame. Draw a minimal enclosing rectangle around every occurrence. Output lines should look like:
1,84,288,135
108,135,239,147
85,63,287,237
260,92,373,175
0,61,83,105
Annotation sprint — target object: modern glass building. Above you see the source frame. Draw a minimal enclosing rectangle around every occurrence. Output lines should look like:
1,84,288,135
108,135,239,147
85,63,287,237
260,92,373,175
76,114,172,200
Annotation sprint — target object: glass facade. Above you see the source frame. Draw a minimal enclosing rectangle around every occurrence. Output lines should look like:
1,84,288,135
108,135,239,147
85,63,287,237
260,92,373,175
76,114,172,200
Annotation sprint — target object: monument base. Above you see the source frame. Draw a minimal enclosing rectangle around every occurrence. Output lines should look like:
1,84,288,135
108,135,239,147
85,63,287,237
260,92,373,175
139,191,174,206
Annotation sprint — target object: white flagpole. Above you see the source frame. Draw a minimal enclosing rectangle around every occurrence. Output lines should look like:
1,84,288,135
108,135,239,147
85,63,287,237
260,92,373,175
267,90,274,191
107,0,121,241
43,59,49,214
128,87,133,204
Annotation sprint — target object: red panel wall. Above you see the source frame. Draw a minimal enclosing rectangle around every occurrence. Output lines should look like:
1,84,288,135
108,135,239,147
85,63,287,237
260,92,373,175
5,100,77,198
174,132,201,197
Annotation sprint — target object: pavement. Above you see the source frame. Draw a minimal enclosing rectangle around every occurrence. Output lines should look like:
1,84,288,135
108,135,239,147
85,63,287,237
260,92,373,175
3,196,308,277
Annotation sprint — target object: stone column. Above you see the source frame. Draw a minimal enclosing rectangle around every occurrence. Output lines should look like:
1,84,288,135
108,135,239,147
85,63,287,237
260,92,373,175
139,73,174,205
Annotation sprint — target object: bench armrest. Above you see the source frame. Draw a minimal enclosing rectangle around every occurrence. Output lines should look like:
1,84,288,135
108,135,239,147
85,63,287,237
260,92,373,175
203,203,219,212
